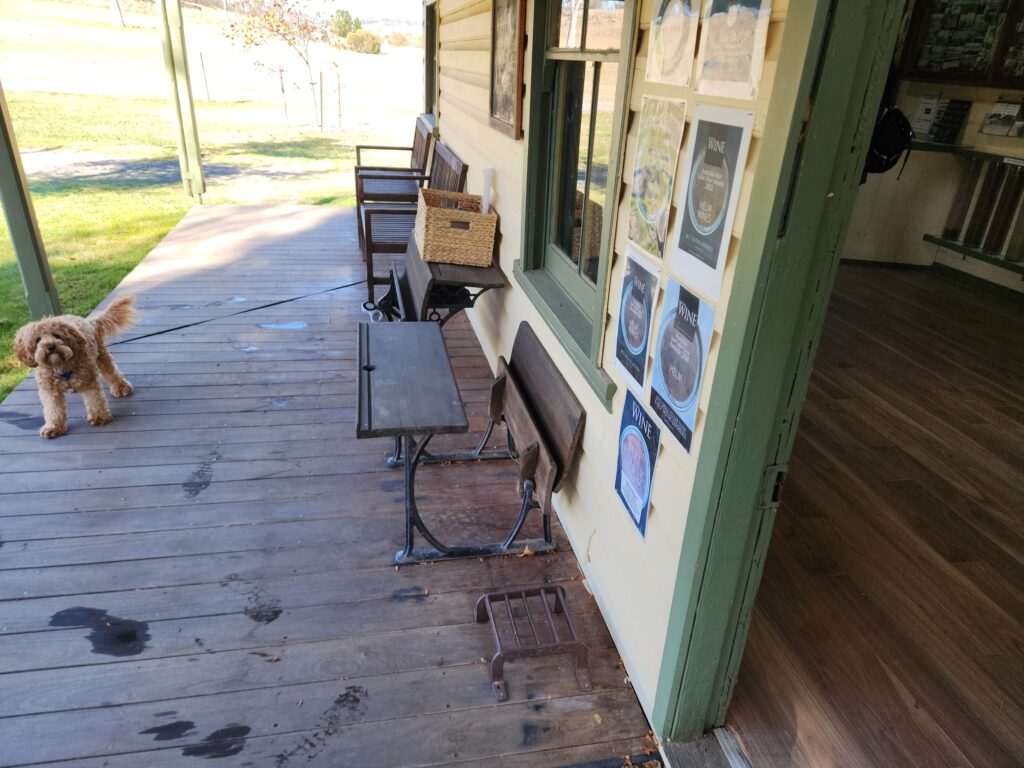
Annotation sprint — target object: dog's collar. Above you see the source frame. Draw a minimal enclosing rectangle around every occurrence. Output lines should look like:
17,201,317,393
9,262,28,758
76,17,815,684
60,370,73,380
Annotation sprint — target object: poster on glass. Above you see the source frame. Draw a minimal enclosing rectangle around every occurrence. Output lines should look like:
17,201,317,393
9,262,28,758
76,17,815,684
627,97,686,260
670,104,753,301
645,0,699,87
616,391,660,537
695,0,772,100
614,250,659,392
650,278,714,453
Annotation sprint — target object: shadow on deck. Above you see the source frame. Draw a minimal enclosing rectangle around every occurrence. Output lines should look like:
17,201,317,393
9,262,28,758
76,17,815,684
0,205,653,767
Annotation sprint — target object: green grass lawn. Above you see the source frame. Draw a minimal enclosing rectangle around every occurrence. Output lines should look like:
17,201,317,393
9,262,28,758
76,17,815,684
0,89,392,400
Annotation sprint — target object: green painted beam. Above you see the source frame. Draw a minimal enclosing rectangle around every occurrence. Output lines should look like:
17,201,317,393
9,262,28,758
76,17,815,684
651,0,909,741
159,0,205,200
0,80,60,319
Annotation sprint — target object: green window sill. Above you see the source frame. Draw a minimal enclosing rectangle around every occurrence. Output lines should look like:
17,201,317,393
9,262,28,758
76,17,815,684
513,260,616,410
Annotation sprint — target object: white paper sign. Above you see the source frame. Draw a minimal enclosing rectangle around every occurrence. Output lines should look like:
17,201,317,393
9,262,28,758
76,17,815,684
669,104,754,301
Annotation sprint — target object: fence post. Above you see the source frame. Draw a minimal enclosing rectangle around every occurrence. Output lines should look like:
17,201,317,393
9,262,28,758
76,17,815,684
199,51,211,101
334,63,341,132
279,68,289,125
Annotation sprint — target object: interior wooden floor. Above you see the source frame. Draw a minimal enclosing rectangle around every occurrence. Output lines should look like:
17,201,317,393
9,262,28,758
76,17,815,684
727,265,1024,768
0,205,653,767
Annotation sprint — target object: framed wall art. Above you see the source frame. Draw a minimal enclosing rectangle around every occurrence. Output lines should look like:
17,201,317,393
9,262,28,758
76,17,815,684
490,0,528,138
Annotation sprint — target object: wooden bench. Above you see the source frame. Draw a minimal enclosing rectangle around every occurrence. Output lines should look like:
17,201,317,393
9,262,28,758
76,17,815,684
356,320,585,564
361,141,468,306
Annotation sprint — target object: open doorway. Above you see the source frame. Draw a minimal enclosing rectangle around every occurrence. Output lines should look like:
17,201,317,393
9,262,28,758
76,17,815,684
725,3,1024,766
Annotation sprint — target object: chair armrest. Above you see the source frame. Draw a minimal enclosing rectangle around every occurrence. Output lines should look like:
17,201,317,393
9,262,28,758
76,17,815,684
363,206,419,220
355,165,420,174
357,172,429,182
356,174,429,205
355,144,414,164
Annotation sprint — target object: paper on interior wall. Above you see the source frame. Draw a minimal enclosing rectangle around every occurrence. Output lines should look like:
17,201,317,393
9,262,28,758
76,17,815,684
616,390,661,537
911,92,941,136
649,277,714,453
627,97,687,260
645,0,700,87
669,104,753,301
695,0,772,100
614,249,660,393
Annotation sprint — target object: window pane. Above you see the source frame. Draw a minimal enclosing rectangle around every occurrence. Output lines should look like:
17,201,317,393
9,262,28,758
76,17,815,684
581,61,617,283
585,0,624,50
552,61,590,263
559,0,586,48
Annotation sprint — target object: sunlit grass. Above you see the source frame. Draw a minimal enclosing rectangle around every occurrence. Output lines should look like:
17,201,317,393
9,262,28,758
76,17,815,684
1,90,369,398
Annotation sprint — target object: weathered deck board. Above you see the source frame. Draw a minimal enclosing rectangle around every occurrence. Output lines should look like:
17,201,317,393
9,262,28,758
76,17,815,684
0,205,650,767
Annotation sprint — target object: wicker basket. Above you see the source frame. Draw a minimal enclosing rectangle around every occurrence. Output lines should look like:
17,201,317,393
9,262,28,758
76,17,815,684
414,188,498,267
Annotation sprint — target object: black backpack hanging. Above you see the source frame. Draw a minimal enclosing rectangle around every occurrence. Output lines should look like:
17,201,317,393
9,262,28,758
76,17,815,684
861,68,914,183
863,106,914,177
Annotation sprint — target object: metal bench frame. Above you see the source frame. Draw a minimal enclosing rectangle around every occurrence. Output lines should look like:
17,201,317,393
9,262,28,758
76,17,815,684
388,323,585,565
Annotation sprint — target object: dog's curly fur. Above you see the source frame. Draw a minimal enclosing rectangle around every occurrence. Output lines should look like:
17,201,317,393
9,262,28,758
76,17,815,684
12,296,139,438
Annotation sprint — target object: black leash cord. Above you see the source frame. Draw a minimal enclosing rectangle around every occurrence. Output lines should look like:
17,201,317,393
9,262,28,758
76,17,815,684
108,279,368,346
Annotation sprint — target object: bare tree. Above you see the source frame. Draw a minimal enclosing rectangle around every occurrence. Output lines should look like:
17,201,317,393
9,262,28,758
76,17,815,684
228,0,328,124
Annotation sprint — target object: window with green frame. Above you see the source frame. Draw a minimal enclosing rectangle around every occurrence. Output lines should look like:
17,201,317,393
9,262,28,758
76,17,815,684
518,0,636,404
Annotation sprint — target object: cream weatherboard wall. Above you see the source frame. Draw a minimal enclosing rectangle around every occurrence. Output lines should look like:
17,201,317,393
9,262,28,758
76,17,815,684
434,0,791,718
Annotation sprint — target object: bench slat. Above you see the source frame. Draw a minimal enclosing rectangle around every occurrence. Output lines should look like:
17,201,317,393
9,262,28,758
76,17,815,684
507,323,586,493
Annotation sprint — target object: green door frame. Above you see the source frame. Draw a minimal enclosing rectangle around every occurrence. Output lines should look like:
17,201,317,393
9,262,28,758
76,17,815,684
0,80,60,319
652,0,908,741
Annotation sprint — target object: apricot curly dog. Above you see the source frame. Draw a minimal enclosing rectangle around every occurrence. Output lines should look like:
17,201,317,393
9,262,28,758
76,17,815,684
12,296,138,438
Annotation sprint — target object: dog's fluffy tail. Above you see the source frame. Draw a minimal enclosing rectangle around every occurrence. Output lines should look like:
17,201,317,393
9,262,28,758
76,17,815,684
94,295,138,338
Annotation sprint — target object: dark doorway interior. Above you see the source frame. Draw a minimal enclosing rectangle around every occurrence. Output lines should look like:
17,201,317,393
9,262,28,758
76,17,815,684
727,264,1024,768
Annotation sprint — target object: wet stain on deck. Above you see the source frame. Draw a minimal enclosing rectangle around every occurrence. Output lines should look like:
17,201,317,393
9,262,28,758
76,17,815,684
521,721,553,747
49,607,151,657
274,686,368,766
182,724,251,759
0,411,43,430
140,720,197,741
183,451,219,498
242,584,283,624
391,586,430,602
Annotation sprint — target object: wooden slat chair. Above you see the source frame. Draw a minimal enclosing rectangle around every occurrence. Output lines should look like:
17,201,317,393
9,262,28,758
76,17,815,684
354,114,433,179
361,141,468,306
354,116,433,261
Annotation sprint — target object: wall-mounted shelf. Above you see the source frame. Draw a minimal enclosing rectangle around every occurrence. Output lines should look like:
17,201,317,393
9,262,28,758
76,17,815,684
923,234,1024,276
911,140,1024,164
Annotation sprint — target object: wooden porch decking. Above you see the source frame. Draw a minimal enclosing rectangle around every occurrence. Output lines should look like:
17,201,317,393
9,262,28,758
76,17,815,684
0,205,653,767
